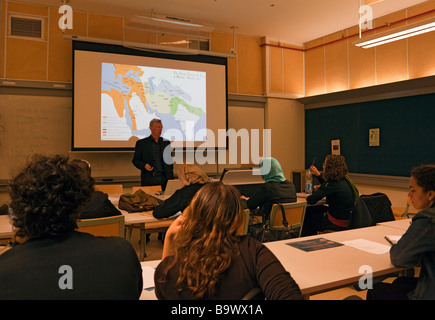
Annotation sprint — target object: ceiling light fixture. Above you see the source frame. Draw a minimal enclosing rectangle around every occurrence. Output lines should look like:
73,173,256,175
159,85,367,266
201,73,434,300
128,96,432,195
129,13,214,32
353,17,435,49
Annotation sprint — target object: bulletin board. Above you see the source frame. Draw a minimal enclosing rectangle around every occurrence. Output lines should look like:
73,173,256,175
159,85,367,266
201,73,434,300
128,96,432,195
305,93,435,177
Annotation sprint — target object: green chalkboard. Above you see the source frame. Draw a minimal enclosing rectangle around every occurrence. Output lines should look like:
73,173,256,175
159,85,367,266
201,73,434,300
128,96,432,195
305,93,435,177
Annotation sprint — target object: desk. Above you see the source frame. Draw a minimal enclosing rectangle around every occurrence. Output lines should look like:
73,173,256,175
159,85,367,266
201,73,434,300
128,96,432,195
137,225,405,300
377,219,412,230
109,195,178,261
0,215,14,238
264,225,406,299
140,260,160,300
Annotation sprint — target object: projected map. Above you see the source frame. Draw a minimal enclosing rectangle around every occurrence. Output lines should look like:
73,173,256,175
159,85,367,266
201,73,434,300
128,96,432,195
101,63,206,141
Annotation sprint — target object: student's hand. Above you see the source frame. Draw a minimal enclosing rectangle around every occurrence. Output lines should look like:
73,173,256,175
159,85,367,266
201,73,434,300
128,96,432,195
145,163,153,171
310,165,320,176
240,195,249,201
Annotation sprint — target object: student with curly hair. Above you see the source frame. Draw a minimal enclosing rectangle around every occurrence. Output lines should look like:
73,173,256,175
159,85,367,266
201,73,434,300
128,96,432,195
154,181,302,300
0,154,142,300
302,154,358,236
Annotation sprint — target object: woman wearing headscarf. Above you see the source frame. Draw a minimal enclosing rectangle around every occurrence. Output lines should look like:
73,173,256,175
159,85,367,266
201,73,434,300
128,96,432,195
152,164,210,219
241,158,297,231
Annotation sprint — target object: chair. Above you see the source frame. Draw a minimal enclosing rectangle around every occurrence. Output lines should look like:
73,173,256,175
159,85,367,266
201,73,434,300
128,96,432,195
77,215,125,238
94,184,123,195
238,209,251,235
349,193,395,229
132,185,162,194
268,202,307,239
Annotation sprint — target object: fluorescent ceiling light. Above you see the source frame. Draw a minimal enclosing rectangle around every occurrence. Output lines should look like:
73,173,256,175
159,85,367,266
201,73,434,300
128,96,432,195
129,14,214,33
149,16,204,28
354,17,435,49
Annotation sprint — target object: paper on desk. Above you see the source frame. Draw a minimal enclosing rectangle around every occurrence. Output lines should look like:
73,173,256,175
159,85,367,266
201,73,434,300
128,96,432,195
385,235,402,244
142,266,156,290
341,239,391,255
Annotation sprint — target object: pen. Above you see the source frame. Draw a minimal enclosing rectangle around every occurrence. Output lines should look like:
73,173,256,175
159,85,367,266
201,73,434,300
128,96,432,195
311,156,316,166
384,236,394,246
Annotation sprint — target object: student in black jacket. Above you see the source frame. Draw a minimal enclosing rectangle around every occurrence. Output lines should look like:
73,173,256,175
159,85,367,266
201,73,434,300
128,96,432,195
152,164,210,219
302,154,358,236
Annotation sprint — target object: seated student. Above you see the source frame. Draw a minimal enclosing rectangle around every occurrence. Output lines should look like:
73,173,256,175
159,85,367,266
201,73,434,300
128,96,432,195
302,154,357,236
154,181,302,300
152,164,210,219
241,158,297,234
0,154,142,300
71,159,122,219
367,164,435,300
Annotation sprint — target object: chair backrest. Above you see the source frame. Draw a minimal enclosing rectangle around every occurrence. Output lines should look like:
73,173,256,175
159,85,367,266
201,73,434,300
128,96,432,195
238,209,251,235
77,215,125,238
94,184,123,195
269,202,307,237
360,193,395,224
163,179,183,195
348,197,372,229
132,185,162,194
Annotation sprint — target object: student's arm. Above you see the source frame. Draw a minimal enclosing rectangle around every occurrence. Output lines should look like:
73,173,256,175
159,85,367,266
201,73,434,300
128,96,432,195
152,190,183,219
390,215,435,268
246,185,267,210
255,242,302,300
161,215,185,259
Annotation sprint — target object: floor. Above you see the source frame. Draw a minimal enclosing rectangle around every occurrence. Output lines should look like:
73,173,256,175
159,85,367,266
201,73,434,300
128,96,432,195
130,229,375,300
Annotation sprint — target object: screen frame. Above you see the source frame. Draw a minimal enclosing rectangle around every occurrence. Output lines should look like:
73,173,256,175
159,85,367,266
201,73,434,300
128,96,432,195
72,40,228,152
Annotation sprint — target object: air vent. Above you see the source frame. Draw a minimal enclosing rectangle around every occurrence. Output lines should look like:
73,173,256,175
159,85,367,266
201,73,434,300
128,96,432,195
9,14,44,40
189,39,210,51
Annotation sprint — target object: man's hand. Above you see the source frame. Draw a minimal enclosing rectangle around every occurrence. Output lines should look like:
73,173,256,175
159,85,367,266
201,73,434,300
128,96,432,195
145,163,154,171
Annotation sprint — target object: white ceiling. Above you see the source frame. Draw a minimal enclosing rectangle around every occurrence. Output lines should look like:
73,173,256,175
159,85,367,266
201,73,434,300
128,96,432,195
18,0,431,44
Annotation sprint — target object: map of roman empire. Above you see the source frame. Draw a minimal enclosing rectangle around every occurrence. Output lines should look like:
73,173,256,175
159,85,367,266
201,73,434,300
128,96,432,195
101,63,206,141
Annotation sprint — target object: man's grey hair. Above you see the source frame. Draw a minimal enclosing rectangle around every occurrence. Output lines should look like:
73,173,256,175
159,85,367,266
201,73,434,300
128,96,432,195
149,118,162,127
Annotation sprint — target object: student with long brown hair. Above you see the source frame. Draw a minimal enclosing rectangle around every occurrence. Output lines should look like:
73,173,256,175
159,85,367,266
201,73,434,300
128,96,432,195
154,181,302,300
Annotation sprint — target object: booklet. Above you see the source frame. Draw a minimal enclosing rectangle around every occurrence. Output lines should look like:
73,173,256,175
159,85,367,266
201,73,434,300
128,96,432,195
286,237,344,252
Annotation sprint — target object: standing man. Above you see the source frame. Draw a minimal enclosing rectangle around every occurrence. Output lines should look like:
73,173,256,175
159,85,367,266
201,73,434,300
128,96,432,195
132,119,174,191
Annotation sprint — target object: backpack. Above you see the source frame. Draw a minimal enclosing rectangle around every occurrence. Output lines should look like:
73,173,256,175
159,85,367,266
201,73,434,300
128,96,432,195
118,189,163,213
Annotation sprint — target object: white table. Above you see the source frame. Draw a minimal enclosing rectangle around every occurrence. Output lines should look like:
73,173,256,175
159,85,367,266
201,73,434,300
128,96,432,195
0,215,14,238
140,260,160,300
138,225,406,300
377,218,412,230
265,225,406,298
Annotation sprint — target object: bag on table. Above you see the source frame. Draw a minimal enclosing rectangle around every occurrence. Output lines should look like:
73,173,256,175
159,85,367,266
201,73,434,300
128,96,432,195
118,189,163,213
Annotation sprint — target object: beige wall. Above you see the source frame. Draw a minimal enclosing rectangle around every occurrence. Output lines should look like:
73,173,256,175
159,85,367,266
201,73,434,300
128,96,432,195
265,98,305,181
304,0,435,96
3,1,435,97
2,0,435,211
1,1,264,96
